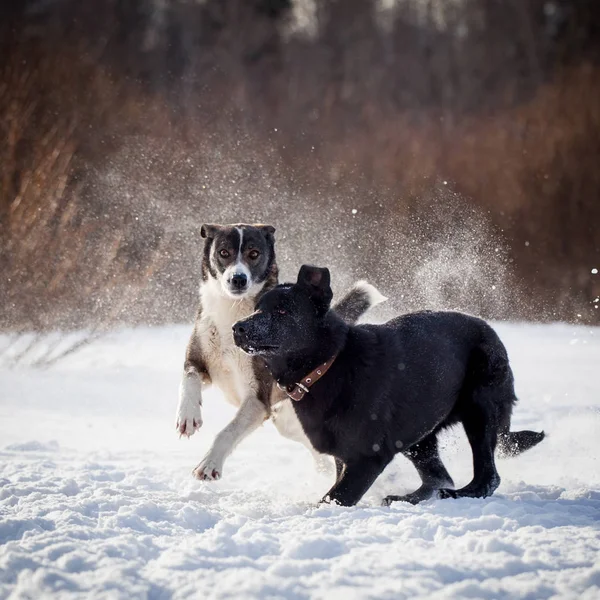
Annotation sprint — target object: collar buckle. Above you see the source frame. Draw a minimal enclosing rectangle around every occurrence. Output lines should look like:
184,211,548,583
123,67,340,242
295,382,310,394
276,354,338,402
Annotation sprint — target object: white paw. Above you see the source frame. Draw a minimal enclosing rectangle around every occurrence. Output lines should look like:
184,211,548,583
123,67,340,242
175,395,203,438
176,372,204,437
192,455,224,481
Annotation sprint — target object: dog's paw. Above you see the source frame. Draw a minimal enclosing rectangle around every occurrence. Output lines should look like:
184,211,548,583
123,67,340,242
192,456,223,481
175,396,203,438
437,488,457,500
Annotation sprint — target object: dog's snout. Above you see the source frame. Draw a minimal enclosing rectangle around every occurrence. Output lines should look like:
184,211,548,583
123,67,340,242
230,273,248,290
233,322,247,337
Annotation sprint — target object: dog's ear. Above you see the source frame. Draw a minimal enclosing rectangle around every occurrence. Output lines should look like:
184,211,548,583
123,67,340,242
254,224,275,236
254,224,276,244
200,224,222,239
297,265,333,312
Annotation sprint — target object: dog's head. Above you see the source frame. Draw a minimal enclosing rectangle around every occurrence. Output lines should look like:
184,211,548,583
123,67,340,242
233,265,332,356
200,223,277,299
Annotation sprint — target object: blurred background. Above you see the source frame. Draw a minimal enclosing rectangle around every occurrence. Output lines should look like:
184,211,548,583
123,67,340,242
1,0,599,337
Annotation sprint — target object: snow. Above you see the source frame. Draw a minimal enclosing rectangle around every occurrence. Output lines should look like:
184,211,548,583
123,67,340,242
1,323,599,599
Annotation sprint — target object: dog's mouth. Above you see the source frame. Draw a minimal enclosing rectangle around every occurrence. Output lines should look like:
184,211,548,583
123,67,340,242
225,286,249,297
237,342,279,355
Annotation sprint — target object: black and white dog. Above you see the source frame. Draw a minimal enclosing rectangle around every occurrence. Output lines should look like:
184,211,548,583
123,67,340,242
233,265,545,506
175,225,385,480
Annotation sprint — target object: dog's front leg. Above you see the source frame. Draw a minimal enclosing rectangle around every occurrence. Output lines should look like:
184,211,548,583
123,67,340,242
176,331,209,437
321,455,391,507
193,394,267,481
176,367,204,437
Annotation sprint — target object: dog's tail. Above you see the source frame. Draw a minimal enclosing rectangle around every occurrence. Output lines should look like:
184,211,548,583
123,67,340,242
332,280,387,324
497,429,545,457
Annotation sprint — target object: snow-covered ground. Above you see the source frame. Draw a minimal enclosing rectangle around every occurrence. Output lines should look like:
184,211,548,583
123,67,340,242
1,323,599,599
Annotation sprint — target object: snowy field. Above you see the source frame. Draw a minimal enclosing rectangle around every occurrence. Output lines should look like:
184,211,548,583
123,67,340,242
1,322,599,599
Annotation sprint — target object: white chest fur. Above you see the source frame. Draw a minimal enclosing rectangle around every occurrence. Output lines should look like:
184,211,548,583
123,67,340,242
197,278,259,407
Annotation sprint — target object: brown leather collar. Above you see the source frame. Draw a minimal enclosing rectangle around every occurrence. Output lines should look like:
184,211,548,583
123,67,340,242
277,355,338,402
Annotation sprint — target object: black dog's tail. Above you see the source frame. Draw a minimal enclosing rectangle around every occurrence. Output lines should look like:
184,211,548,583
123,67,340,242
332,280,387,324
497,429,545,457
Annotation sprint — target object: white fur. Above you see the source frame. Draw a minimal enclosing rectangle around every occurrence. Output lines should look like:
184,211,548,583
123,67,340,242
175,371,203,437
354,280,388,308
199,277,258,408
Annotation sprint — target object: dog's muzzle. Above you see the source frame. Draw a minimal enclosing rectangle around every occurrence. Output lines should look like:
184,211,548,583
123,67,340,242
232,321,278,355
232,321,248,345
228,273,248,293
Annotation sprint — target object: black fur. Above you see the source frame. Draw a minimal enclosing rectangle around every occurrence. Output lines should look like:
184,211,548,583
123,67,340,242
233,265,545,507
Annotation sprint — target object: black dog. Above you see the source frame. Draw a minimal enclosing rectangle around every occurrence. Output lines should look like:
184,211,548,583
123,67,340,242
233,265,545,507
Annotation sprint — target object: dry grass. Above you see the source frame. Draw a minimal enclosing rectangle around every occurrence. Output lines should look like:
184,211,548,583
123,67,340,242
312,63,600,318
1,1,599,331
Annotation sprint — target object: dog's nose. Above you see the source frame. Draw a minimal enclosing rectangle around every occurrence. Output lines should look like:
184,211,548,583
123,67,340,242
230,273,247,290
233,322,247,337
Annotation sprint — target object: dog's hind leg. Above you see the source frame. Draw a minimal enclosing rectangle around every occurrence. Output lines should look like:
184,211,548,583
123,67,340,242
383,433,454,506
439,385,502,500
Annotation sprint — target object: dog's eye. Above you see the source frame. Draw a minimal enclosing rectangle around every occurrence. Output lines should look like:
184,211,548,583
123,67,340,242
219,249,230,258
248,250,260,260
277,308,287,315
